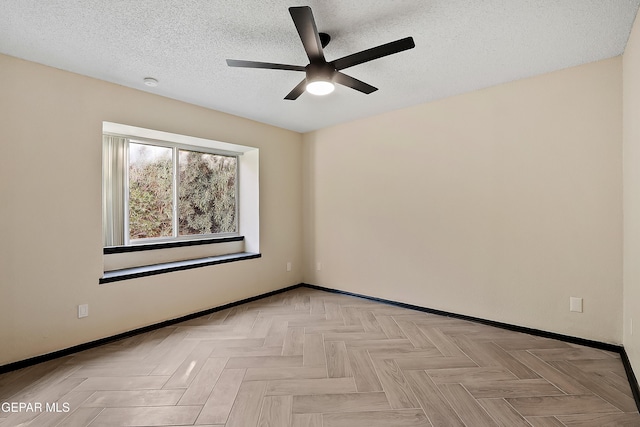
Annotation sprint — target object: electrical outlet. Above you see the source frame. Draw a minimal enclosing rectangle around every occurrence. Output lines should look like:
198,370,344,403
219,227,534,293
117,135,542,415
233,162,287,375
316,262,322,271
569,297,583,313
286,262,292,272
78,304,89,318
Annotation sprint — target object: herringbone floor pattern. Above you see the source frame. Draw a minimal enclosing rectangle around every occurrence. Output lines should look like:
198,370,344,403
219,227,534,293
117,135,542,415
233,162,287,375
1,287,638,426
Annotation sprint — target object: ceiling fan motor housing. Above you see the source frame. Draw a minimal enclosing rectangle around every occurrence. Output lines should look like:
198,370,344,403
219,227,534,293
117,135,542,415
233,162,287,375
306,62,336,84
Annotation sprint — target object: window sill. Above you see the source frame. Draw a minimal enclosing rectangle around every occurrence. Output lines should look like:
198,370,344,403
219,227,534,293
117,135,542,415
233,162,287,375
100,252,261,284
103,237,246,273
103,236,244,254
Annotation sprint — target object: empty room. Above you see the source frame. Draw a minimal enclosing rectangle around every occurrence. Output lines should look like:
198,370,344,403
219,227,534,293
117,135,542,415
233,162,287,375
2,1,640,426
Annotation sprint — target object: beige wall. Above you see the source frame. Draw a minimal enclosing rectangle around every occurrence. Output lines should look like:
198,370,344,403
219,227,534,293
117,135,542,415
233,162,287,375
0,54,304,366
303,57,623,344
624,11,640,377
0,45,631,366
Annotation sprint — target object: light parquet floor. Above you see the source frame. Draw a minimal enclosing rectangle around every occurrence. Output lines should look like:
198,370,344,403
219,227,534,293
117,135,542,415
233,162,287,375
1,287,639,426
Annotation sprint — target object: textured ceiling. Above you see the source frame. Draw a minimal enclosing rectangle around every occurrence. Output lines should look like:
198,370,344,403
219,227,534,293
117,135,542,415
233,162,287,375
1,1,639,133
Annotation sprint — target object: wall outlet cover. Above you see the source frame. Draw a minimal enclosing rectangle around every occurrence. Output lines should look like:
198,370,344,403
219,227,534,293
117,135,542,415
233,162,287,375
569,297,583,313
78,304,89,318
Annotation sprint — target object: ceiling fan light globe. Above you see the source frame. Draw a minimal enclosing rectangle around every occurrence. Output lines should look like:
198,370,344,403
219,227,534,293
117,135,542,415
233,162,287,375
306,80,335,96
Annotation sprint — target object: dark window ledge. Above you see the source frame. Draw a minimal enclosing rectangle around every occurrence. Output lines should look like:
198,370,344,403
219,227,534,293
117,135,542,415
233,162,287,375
100,252,261,284
104,236,244,254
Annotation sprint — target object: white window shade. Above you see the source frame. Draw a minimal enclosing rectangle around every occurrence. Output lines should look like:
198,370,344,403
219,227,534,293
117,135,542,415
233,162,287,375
102,134,126,247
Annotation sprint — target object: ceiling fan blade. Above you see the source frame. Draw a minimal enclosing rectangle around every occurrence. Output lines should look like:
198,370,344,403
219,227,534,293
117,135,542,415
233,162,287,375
334,72,378,94
226,59,306,72
284,79,307,100
331,37,415,71
289,6,325,63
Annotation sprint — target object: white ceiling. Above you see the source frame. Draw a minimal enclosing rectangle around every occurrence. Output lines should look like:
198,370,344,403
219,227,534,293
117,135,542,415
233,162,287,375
1,1,639,133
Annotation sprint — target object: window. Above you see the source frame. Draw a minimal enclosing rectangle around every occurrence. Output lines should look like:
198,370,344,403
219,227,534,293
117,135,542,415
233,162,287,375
104,136,238,246
101,123,260,282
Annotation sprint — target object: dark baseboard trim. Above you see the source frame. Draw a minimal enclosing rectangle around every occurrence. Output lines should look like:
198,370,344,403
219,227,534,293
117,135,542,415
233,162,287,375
300,284,621,351
0,283,301,375
300,283,640,412
621,348,640,411
2,281,639,413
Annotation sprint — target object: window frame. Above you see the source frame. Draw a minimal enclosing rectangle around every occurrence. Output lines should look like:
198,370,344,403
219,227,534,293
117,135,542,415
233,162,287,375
106,133,242,247
101,122,260,279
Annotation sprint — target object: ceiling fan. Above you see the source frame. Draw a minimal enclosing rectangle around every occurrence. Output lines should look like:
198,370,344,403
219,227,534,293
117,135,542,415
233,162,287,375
226,6,415,100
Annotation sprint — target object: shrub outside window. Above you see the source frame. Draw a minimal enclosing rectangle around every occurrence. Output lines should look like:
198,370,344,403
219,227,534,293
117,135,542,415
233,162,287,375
103,135,239,247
